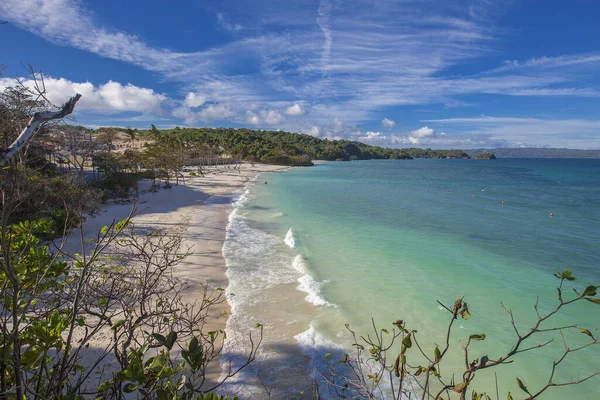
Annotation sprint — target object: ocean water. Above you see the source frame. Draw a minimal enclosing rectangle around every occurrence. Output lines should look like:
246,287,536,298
221,159,600,399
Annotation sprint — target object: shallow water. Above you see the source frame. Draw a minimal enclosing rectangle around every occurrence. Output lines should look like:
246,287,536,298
221,159,600,399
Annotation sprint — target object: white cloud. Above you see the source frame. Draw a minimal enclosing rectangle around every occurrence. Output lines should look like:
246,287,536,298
0,76,166,114
304,126,321,137
382,118,396,128
491,53,600,73
245,110,284,126
194,104,234,122
285,103,305,116
217,12,244,32
408,126,436,144
410,126,435,138
246,111,261,125
264,110,284,125
423,116,600,148
184,92,206,108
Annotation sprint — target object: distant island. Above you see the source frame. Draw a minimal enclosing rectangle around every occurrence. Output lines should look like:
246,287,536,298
474,152,496,159
466,148,600,158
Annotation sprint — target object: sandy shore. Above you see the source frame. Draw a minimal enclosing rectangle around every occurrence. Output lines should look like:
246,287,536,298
63,163,288,389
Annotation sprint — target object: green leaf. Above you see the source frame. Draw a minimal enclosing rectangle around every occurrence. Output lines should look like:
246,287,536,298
585,298,600,305
123,383,139,393
402,333,412,349
100,225,109,235
516,378,531,395
581,329,596,340
469,334,486,341
434,345,441,362
151,333,167,346
76,317,85,327
21,346,41,367
460,303,471,320
177,375,186,390
165,331,178,350
115,219,130,232
560,270,575,281
583,286,598,296
97,381,112,391
111,319,126,330
453,296,464,312
507,392,513,400
453,382,467,393
479,355,489,368
189,337,199,352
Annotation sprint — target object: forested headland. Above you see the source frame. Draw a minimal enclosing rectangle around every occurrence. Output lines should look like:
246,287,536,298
131,126,471,165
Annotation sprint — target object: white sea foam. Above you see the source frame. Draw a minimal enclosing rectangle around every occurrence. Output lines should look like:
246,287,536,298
294,322,344,356
296,324,419,400
294,323,345,396
292,255,336,307
284,227,297,248
220,179,336,396
220,181,302,396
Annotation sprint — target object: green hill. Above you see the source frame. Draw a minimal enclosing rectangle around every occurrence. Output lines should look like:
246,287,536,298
136,127,470,165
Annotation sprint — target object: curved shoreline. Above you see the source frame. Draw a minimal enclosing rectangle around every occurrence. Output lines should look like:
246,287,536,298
68,163,290,390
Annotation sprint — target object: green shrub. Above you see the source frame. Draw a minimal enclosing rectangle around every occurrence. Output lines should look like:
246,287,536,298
94,172,139,198
137,170,156,180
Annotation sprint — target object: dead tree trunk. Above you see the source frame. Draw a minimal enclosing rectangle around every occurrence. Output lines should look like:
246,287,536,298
0,94,81,165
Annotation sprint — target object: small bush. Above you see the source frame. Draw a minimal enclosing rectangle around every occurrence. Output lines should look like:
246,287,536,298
49,208,81,237
94,172,139,198
136,170,155,180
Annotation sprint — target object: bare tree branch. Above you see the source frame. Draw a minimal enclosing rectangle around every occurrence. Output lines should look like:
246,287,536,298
0,94,81,165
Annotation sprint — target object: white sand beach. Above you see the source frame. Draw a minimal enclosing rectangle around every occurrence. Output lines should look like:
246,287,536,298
61,163,289,389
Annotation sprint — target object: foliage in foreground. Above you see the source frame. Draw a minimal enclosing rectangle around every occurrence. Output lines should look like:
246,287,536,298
321,270,599,399
0,214,261,399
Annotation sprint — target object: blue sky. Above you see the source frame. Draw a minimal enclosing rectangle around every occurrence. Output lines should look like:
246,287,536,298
1,0,600,149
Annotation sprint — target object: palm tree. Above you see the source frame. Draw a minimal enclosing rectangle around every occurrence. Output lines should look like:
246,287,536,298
125,126,136,148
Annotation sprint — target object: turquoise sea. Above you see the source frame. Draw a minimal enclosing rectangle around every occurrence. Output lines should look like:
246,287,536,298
221,159,600,399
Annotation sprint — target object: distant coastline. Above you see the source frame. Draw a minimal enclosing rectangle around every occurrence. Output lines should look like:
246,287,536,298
465,148,600,158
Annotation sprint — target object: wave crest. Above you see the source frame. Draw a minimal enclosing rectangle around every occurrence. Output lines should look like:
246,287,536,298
292,255,335,308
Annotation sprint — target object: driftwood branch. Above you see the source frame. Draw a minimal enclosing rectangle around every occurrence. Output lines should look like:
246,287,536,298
0,93,81,165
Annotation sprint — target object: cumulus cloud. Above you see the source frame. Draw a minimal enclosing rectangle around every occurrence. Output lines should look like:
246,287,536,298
246,111,261,125
173,103,235,124
382,118,396,128
184,92,206,108
405,126,436,144
285,103,305,116
410,126,436,138
245,109,284,126
304,126,321,137
0,77,166,114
